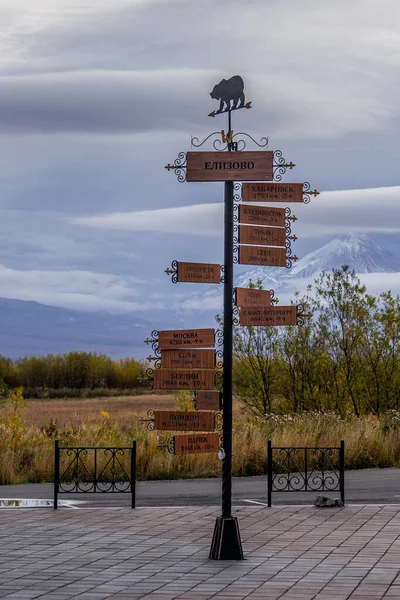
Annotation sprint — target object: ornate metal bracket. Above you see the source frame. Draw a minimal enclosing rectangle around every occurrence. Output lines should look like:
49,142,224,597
214,370,223,390
139,409,155,430
215,349,224,369
191,131,268,152
296,304,313,325
215,330,224,347
158,436,176,454
303,182,320,204
233,306,240,327
273,150,295,182
214,412,223,432
164,152,187,183
143,330,160,357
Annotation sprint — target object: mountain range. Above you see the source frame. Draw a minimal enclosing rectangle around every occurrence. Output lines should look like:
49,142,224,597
1,234,399,359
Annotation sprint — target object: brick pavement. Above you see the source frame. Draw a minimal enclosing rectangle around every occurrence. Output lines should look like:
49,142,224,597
1,504,400,599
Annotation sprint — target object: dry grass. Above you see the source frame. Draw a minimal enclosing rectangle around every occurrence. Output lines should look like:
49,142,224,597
2,392,400,485
18,394,242,429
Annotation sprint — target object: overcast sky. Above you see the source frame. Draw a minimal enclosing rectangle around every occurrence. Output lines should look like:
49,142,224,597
2,0,400,313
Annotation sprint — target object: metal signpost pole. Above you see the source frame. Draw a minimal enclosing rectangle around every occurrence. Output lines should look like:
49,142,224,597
209,112,244,560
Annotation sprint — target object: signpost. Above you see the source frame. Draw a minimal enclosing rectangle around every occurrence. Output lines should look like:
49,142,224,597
235,287,271,308
240,305,297,326
157,328,215,350
175,262,221,284
186,151,273,182
239,225,286,247
195,391,222,411
242,182,304,202
153,410,218,432
238,204,286,227
161,349,215,369
174,433,221,455
160,75,317,561
239,245,287,267
154,369,216,390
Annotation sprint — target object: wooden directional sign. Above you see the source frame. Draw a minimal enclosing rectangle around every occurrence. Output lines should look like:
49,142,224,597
157,328,215,349
174,433,221,455
240,306,297,326
239,225,286,247
238,204,285,227
196,391,222,411
177,262,221,284
161,349,215,370
154,369,216,390
239,245,287,267
235,287,271,308
186,151,273,182
242,183,303,203
153,410,217,431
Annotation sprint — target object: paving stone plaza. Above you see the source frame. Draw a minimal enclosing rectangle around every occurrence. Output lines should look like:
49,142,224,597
2,504,400,599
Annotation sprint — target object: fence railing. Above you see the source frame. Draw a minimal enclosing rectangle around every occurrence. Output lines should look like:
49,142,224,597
54,441,136,509
267,440,344,507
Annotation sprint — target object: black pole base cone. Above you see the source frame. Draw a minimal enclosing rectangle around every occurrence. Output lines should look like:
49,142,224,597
209,516,244,560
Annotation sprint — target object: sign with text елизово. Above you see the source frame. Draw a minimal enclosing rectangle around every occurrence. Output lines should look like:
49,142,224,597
242,182,303,202
186,151,273,182
174,433,221,455
177,262,221,284
153,410,218,431
153,369,216,390
161,349,216,370
195,391,222,411
240,305,297,326
239,245,287,267
238,204,286,227
239,225,286,247
157,328,215,350
235,287,271,308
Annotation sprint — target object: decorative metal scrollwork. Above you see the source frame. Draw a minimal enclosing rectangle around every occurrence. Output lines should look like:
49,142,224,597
58,447,133,494
191,132,268,153
273,150,295,182
140,408,156,430
296,303,313,326
214,370,223,390
220,264,225,284
232,306,240,327
165,260,178,283
215,330,224,347
191,132,222,148
164,152,187,182
158,436,176,454
215,349,224,369
233,224,239,245
214,412,223,432
302,181,320,204
233,202,239,223
233,244,239,264
143,330,160,357
233,182,242,203
270,446,340,493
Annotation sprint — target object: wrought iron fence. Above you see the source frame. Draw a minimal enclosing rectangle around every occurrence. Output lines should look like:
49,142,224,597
54,441,136,509
267,440,344,507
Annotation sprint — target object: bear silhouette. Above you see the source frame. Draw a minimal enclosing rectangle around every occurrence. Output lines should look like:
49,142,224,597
210,76,245,113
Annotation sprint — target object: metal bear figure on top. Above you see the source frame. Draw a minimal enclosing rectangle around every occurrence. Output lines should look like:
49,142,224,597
210,75,245,113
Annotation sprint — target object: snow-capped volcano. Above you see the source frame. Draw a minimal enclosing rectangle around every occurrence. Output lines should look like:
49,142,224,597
181,234,400,317
287,234,400,279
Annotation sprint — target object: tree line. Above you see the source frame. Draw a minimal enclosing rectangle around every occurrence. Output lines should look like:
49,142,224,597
232,266,400,417
0,352,146,396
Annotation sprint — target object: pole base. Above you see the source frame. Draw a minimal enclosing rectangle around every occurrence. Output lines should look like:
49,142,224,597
209,516,244,560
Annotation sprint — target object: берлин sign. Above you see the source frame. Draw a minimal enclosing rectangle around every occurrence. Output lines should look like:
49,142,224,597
153,410,218,431
196,391,222,411
238,205,285,227
186,151,273,182
161,349,215,370
239,225,286,247
239,245,287,267
242,183,303,202
174,433,221,455
177,262,221,284
154,369,216,390
240,306,297,326
157,328,215,349
235,288,271,308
